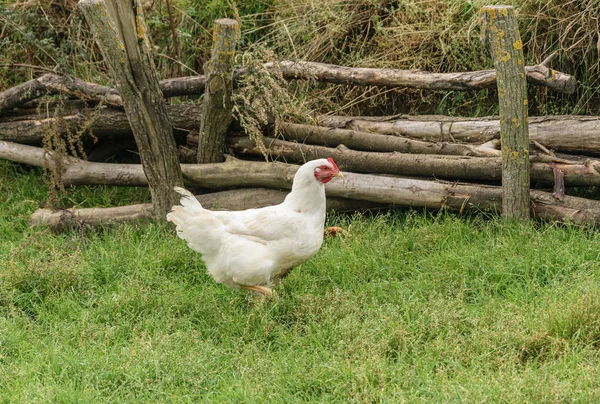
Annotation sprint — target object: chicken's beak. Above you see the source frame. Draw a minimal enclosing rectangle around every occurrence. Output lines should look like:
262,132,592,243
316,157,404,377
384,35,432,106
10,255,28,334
333,172,344,178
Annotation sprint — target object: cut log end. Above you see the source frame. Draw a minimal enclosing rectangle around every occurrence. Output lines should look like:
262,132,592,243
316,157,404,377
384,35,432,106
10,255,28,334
78,0,101,7
561,74,578,94
215,18,239,26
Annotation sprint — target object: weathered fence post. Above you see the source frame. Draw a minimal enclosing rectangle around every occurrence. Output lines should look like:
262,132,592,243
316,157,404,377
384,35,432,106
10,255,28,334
79,0,183,217
482,5,530,220
197,18,239,164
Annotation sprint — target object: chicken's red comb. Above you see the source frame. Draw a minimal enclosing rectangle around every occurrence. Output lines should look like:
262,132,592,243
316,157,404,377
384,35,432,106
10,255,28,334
327,157,340,171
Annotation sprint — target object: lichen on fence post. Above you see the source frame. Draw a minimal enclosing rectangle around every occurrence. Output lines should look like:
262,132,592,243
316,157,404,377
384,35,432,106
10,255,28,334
197,18,239,164
482,5,530,221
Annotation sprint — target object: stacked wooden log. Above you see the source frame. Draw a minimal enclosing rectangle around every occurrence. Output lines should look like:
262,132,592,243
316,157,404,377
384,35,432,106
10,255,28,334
3,59,600,229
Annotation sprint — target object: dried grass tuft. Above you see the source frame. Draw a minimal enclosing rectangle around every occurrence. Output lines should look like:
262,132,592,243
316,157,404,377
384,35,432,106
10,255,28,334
232,47,310,159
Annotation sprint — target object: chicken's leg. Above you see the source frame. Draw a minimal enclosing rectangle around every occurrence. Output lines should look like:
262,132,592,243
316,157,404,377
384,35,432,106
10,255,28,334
241,285,274,297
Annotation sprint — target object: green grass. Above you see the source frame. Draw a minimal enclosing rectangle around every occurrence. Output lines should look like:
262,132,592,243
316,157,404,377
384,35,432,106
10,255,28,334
2,159,600,402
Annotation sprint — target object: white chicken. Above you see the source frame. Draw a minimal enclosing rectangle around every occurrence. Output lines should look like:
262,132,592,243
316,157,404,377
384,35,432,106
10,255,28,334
166,158,343,297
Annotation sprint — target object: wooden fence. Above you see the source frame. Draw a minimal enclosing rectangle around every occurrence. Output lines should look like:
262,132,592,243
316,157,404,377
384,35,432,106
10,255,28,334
2,2,600,230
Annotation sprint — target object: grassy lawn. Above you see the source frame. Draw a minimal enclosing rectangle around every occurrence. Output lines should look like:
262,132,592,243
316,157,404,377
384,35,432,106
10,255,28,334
1,159,600,402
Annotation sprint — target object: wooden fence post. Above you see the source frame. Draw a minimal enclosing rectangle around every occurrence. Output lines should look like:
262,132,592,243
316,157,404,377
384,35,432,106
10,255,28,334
197,18,239,164
482,5,530,220
79,0,183,217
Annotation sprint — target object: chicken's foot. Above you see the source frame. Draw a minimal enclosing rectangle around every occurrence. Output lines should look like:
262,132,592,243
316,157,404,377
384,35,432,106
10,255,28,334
241,285,275,297
324,226,351,237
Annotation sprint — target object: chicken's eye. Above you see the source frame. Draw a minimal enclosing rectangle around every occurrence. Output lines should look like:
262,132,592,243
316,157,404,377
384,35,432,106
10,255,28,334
320,165,329,170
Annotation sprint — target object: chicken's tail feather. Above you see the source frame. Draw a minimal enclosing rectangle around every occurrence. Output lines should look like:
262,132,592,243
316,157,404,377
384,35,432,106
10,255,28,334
167,188,223,256
166,206,186,228
167,187,204,227
173,186,203,212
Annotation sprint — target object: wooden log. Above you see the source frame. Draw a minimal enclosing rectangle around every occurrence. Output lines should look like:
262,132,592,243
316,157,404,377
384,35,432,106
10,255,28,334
5,120,598,186
271,60,576,94
0,140,294,187
0,104,202,144
198,18,238,164
0,57,576,115
279,122,501,157
317,114,501,143
35,74,122,106
3,139,600,188
3,137,597,228
0,140,297,188
317,115,600,155
0,73,123,114
27,169,600,231
28,189,286,230
29,203,156,231
483,5,530,220
160,75,207,98
529,190,600,224
0,76,47,114
227,136,600,187
27,187,385,231
0,73,208,114
5,107,600,157
5,134,600,191
79,0,184,217
6,107,600,158
165,60,576,94
0,73,216,113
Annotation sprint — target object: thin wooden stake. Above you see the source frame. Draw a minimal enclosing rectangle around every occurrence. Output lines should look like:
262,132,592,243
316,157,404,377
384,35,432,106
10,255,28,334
197,18,239,164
